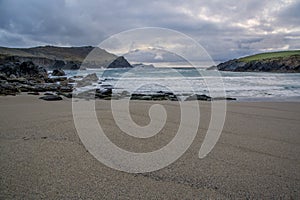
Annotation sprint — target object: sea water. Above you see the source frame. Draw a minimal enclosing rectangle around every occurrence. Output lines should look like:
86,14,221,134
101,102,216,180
64,67,300,101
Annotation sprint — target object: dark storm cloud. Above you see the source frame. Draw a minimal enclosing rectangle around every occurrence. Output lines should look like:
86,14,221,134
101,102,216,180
0,0,299,61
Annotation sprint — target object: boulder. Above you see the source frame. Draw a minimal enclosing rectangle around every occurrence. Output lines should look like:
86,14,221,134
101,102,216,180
95,88,112,96
19,61,48,79
39,95,63,101
52,69,66,76
107,56,132,68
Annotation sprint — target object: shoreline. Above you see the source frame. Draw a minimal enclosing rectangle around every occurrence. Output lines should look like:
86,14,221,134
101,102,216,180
3,92,300,102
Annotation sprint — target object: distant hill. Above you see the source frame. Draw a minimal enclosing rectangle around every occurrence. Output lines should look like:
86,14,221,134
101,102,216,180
0,46,119,69
215,50,300,72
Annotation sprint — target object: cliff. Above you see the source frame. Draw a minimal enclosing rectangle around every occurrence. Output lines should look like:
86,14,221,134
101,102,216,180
215,50,300,73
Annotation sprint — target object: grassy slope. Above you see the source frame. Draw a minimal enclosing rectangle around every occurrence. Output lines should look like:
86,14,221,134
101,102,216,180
239,50,300,62
0,46,117,63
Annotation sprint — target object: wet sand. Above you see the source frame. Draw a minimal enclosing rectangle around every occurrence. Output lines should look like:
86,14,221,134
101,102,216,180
0,95,299,199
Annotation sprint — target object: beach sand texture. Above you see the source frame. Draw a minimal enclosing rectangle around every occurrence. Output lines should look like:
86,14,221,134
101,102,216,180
0,95,299,199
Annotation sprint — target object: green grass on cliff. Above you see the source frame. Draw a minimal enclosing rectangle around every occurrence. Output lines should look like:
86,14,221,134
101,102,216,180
0,46,117,63
239,50,300,62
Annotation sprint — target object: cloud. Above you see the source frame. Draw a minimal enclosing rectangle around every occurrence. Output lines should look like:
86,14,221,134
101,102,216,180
0,0,299,62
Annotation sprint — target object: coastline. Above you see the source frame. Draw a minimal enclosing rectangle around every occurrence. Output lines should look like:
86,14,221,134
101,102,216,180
0,94,299,199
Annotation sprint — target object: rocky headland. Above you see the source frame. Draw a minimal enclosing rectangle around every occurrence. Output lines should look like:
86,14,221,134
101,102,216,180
214,50,300,72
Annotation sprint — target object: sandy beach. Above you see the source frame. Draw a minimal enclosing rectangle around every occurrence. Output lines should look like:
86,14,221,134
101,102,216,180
0,95,299,199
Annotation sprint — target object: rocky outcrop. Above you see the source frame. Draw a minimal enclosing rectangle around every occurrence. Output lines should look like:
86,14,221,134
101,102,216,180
0,61,48,80
216,54,300,73
0,60,73,96
132,63,155,68
185,94,236,101
107,56,133,68
130,91,178,101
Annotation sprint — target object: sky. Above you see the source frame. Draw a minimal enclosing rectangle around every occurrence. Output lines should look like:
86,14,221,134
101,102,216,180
0,0,299,62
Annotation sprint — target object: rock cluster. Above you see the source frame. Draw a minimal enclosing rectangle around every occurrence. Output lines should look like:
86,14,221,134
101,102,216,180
0,61,73,96
130,91,178,101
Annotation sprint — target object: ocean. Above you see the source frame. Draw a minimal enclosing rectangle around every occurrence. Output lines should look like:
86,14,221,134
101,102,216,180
63,67,300,101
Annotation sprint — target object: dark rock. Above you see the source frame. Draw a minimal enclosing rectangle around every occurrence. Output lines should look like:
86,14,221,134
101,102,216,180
107,56,132,68
22,136,30,140
213,97,237,101
95,88,112,99
73,75,83,78
19,61,48,79
39,95,63,101
130,91,177,101
0,82,20,95
52,60,65,69
132,63,155,68
52,69,66,76
65,61,80,70
185,94,212,101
